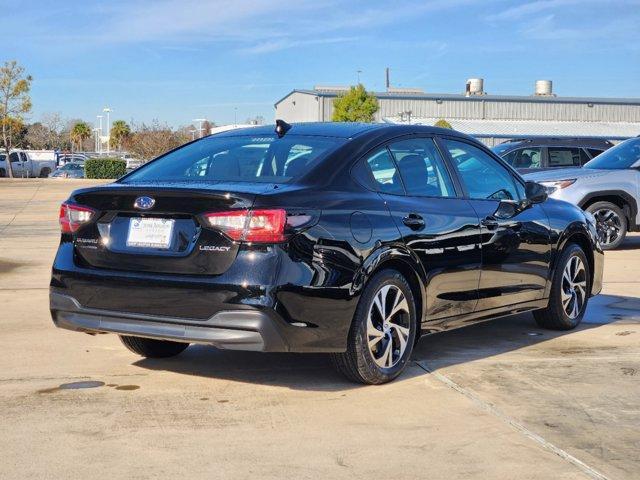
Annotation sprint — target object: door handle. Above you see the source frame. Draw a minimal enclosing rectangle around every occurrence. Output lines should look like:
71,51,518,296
403,213,425,230
481,216,499,230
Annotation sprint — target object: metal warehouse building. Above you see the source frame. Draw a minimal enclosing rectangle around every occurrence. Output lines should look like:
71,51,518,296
274,79,640,146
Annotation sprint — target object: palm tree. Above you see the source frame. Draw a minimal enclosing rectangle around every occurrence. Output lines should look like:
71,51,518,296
110,120,131,151
70,122,91,152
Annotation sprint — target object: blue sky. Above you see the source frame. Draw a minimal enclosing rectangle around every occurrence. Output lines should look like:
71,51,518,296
3,0,639,127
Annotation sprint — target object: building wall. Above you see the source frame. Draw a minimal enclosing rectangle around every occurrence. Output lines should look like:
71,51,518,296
277,91,640,125
275,92,320,122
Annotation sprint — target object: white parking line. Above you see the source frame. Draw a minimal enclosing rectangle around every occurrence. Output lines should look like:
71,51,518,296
415,361,610,480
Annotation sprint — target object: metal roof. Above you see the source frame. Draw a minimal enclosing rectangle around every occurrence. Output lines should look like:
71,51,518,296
382,117,640,140
275,89,640,107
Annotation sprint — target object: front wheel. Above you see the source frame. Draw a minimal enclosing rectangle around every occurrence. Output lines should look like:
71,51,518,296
119,335,189,358
331,269,417,384
534,244,590,330
586,201,626,250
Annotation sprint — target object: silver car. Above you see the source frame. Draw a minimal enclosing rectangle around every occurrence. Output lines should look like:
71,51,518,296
525,137,640,249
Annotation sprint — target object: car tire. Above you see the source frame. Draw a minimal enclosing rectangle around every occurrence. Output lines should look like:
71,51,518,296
0,168,5,177
585,201,627,250
39,168,51,178
119,335,189,358
331,269,417,384
533,243,590,330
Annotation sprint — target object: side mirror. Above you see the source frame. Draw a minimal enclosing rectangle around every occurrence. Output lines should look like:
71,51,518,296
525,181,547,204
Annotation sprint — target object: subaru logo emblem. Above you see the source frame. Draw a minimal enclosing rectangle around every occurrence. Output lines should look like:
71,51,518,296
134,196,155,210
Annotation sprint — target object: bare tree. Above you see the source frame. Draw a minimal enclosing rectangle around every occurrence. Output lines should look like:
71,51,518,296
0,61,32,178
124,120,190,160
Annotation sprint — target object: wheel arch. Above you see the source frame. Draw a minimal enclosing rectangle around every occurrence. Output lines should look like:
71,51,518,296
555,225,595,296
579,190,638,231
357,244,427,336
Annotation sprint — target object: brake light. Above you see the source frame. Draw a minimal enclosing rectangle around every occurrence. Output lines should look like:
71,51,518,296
59,202,95,233
203,209,287,243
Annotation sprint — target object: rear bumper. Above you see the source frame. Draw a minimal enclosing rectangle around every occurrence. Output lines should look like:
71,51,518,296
51,291,289,352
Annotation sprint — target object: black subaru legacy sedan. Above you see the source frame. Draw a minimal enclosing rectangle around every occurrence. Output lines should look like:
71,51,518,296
51,122,603,384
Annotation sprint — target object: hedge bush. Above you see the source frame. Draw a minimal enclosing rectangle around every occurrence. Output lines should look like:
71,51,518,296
85,157,127,179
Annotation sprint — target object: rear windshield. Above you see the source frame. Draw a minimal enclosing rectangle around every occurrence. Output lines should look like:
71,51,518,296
121,134,345,183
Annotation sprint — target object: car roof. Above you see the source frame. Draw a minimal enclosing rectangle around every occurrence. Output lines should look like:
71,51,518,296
211,122,473,140
498,137,613,148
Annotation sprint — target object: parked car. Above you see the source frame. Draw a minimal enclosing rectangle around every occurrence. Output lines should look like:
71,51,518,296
49,162,85,179
0,149,56,177
50,122,603,384
57,153,88,167
492,137,613,174
122,153,144,170
525,137,640,250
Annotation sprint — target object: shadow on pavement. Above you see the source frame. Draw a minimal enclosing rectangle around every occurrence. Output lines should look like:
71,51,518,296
133,294,639,391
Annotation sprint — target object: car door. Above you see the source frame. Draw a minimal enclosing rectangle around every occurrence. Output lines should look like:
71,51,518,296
363,137,482,321
8,152,24,176
440,137,551,311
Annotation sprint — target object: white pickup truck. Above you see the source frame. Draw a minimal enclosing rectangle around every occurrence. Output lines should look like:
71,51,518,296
0,149,57,178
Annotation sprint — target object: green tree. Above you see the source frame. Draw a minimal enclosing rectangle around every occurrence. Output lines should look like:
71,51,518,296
332,84,379,123
434,119,453,129
110,120,131,150
0,60,32,178
70,121,91,152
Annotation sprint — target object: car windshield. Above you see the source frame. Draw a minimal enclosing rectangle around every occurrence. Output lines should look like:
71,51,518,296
122,134,345,184
584,138,640,170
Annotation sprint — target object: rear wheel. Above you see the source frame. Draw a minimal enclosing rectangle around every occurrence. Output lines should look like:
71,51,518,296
39,167,51,178
119,335,189,358
534,244,590,330
0,168,5,177
331,269,417,384
585,201,626,250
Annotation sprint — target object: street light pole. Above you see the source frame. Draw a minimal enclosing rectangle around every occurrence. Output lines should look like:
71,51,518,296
103,107,111,154
96,115,103,154
192,118,207,138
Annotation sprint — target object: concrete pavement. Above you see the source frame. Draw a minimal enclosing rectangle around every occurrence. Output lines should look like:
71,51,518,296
0,179,638,479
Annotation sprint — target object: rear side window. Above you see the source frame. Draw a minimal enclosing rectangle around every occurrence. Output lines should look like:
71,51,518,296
123,134,345,183
503,147,542,169
364,148,404,195
388,138,455,197
547,147,581,167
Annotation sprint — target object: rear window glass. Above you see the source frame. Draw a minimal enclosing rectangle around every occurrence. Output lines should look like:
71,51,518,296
122,134,345,183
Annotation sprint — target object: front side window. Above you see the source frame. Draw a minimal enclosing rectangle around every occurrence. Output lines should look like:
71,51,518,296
503,147,542,169
123,134,345,184
363,148,404,195
587,148,604,159
388,138,455,197
443,139,520,201
547,147,581,167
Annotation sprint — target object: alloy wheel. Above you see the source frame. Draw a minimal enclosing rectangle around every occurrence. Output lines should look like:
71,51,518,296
561,256,587,319
593,208,622,248
366,284,411,368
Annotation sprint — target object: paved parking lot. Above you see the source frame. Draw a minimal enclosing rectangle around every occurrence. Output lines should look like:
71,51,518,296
1,179,639,480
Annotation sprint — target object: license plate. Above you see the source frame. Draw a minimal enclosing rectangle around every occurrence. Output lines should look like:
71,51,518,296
126,217,175,249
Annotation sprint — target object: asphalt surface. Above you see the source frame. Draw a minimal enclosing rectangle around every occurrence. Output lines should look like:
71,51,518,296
1,179,638,480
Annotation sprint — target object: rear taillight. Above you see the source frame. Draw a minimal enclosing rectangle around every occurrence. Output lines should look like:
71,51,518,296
203,209,287,243
59,202,95,233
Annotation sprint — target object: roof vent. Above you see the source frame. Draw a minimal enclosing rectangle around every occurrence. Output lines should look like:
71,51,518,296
534,80,555,96
465,78,485,96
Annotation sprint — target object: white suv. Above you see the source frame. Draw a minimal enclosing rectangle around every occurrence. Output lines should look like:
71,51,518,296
525,137,640,249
